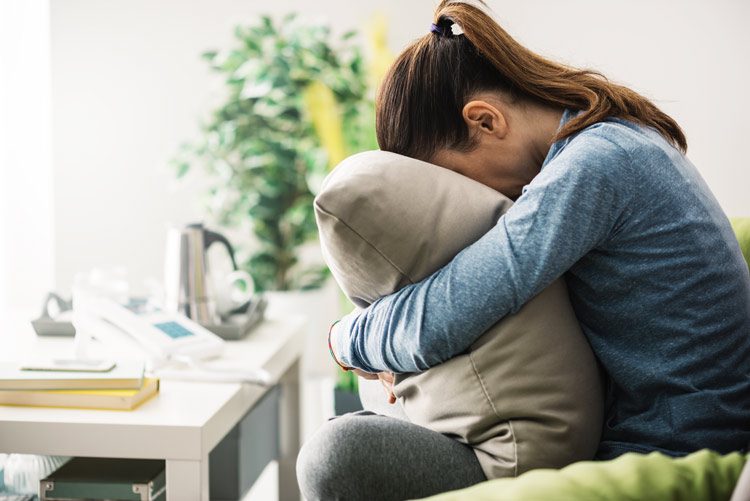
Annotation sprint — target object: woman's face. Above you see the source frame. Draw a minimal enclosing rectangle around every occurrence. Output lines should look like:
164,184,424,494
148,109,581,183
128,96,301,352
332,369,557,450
430,139,535,200
429,94,561,200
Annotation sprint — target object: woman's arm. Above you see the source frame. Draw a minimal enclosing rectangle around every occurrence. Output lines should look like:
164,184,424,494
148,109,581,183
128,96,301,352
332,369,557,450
333,132,633,374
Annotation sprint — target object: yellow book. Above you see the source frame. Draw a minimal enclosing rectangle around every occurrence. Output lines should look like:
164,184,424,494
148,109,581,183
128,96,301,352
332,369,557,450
0,378,159,411
0,360,144,391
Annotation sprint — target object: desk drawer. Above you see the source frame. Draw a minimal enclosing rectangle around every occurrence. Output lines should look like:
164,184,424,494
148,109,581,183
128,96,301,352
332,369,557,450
40,457,165,501
209,384,280,501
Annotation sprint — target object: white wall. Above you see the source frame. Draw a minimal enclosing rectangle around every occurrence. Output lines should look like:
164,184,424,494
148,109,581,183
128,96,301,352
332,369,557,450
50,0,750,293
0,0,54,312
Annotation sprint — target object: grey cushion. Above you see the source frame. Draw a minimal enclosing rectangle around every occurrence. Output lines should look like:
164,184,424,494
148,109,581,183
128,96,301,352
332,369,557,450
314,150,604,478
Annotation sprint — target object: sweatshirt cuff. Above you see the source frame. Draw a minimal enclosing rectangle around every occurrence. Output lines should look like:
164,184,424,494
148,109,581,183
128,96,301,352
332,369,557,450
332,310,359,369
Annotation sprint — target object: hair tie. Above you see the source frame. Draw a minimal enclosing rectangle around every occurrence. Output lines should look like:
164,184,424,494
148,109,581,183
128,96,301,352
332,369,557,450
429,20,464,37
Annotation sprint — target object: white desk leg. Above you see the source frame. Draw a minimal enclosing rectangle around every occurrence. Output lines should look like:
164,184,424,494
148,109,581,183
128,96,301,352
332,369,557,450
278,358,301,501
166,457,209,501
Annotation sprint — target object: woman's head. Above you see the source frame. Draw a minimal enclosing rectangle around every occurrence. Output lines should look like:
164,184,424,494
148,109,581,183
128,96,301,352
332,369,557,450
376,0,687,197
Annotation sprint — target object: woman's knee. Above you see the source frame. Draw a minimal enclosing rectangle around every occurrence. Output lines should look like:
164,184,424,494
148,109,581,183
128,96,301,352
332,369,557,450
296,415,368,501
297,411,486,500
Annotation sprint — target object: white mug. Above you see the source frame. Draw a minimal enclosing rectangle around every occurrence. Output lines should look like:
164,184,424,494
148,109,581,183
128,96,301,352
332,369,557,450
213,270,255,318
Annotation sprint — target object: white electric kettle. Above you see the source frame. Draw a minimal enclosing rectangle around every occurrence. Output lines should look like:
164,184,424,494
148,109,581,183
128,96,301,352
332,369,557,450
163,223,254,324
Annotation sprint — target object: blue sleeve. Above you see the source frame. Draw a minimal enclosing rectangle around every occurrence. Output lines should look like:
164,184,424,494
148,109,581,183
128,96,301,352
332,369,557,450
334,131,634,374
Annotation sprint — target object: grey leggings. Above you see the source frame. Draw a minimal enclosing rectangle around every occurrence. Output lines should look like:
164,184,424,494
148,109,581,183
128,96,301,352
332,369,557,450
296,411,487,501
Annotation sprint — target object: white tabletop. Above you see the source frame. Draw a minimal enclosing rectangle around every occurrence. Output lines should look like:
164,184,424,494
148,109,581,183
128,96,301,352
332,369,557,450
0,312,306,461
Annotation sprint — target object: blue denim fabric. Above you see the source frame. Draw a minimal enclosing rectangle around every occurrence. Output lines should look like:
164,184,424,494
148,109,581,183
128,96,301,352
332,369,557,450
334,109,750,458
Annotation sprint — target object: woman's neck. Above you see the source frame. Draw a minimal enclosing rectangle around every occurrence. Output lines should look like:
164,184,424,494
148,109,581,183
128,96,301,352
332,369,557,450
524,103,564,170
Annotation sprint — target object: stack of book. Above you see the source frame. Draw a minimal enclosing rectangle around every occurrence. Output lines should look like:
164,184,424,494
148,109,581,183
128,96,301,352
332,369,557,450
0,360,158,411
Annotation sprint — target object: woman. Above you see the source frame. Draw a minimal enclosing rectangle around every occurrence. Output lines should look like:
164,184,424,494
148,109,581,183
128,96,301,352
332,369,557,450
297,1,750,500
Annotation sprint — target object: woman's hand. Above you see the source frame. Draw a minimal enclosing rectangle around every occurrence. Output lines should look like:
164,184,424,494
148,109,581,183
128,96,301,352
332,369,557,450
350,369,396,403
350,368,378,380
378,372,397,404
330,321,397,404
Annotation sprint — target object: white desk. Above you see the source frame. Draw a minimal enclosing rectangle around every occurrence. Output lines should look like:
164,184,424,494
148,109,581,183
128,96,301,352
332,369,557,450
0,313,305,501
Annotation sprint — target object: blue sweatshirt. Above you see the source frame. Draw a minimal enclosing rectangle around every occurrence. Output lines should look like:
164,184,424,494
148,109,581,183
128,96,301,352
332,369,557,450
333,109,750,459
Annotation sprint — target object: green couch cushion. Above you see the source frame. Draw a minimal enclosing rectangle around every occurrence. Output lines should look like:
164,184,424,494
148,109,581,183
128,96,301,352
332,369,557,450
418,449,746,501
731,218,750,269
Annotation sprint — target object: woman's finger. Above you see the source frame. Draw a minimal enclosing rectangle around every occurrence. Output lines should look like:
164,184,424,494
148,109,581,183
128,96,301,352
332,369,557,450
378,372,397,404
351,368,379,380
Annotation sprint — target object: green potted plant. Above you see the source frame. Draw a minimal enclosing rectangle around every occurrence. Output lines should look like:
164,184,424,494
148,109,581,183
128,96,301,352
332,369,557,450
173,13,376,295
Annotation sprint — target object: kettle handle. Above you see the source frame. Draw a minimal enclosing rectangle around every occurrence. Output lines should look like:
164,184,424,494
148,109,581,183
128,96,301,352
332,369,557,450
203,230,240,271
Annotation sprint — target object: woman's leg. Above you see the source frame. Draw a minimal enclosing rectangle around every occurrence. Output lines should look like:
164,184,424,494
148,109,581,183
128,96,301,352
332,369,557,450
296,411,486,501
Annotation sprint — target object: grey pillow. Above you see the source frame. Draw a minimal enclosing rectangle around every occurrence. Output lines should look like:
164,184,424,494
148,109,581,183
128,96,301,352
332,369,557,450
314,150,604,479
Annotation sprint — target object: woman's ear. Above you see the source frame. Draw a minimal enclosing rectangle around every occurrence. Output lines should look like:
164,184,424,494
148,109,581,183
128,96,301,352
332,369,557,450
462,100,508,139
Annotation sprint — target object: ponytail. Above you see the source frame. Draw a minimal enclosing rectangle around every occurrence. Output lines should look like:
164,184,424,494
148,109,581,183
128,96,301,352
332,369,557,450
376,0,687,161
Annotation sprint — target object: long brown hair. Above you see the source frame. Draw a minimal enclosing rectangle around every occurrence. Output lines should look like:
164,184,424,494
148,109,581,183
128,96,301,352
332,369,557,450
376,1,687,161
